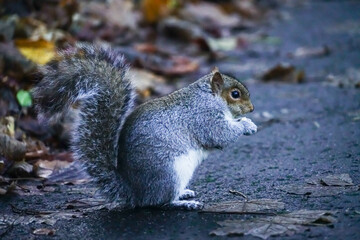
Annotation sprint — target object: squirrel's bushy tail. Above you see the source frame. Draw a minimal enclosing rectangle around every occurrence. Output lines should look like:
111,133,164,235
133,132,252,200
33,44,135,203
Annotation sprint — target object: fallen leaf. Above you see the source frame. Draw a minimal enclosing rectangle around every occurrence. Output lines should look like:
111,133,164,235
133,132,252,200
141,0,174,23
13,184,54,196
256,36,282,45
0,181,16,195
33,228,56,236
9,161,33,177
158,17,204,42
291,45,330,58
211,222,303,239
138,55,199,76
279,174,358,197
233,0,262,19
39,212,82,225
313,121,320,128
269,210,336,225
261,63,304,83
0,187,6,195
65,198,108,211
0,116,15,137
16,89,32,107
129,68,165,89
279,184,358,197
15,39,56,65
46,161,91,185
206,37,238,52
210,210,336,239
348,110,360,121
34,160,72,179
102,0,139,29
320,174,354,186
2,210,83,227
180,2,242,29
0,134,27,162
326,68,360,88
0,159,4,174
128,68,174,99
202,199,285,214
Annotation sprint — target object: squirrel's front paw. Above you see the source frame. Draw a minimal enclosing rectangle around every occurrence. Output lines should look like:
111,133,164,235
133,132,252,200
240,117,257,135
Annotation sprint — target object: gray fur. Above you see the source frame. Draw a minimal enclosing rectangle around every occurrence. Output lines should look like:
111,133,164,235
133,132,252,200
34,44,257,209
118,73,256,207
33,44,135,202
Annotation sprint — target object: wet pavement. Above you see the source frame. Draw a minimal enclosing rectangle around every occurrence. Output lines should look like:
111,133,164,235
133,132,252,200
1,1,360,239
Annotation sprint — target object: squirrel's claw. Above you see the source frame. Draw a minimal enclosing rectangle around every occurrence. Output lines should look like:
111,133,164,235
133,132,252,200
169,200,204,210
179,189,196,200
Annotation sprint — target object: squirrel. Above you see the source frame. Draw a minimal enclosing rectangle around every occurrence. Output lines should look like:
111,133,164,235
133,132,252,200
33,44,257,210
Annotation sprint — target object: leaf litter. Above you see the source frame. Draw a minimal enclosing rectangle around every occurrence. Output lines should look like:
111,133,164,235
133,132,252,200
202,199,285,214
210,210,336,239
207,175,352,239
278,173,359,197
32,228,56,236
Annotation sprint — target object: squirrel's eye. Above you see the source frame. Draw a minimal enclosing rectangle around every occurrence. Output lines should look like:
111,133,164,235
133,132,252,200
231,90,240,99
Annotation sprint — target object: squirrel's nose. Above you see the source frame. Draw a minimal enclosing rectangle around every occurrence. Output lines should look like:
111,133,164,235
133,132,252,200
249,104,254,112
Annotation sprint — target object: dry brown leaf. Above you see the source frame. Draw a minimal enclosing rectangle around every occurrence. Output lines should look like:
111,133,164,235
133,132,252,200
0,159,4,174
15,39,56,65
326,68,360,88
0,187,7,195
320,174,354,186
292,46,330,58
45,161,90,185
33,228,56,236
158,18,204,42
128,68,167,98
34,160,72,179
141,0,173,23
0,116,15,137
202,199,285,214
181,2,241,28
0,134,27,162
279,174,358,197
138,55,199,76
261,63,304,83
0,181,16,195
211,210,336,239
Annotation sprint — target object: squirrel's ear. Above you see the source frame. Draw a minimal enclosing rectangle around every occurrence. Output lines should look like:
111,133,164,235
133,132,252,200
211,66,219,74
211,71,224,95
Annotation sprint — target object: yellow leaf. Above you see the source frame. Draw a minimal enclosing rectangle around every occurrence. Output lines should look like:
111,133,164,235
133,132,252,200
15,39,56,65
142,0,174,23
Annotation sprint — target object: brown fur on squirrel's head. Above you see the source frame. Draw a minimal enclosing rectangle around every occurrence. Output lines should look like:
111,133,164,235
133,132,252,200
210,67,254,118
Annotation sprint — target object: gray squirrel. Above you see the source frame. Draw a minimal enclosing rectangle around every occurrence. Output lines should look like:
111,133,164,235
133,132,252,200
33,44,257,210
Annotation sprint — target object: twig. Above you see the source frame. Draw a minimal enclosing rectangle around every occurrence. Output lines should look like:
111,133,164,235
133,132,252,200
10,204,55,216
229,189,248,200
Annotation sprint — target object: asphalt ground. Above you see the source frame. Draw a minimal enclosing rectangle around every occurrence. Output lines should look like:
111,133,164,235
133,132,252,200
1,1,359,239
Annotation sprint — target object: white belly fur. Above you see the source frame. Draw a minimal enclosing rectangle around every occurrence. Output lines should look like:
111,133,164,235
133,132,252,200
173,149,208,197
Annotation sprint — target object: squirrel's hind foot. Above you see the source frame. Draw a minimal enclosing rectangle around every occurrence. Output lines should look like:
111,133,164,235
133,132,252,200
179,189,196,200
169,200,203,210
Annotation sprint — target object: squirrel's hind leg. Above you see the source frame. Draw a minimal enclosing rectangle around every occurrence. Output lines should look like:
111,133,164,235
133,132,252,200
169,200,203,210
179,189,196,200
